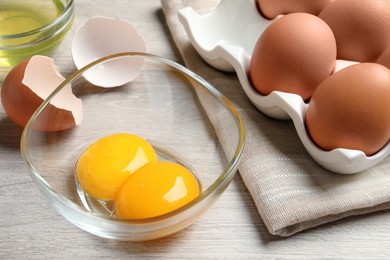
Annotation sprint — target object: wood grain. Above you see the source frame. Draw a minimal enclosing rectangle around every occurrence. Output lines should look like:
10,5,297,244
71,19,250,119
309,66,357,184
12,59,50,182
1,1,390,258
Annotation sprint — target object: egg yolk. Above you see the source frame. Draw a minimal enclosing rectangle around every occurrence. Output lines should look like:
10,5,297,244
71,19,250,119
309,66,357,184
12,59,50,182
76,133,157,201
115,161,200,219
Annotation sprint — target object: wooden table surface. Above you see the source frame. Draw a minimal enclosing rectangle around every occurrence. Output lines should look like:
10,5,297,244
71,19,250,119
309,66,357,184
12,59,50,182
1,1,390,258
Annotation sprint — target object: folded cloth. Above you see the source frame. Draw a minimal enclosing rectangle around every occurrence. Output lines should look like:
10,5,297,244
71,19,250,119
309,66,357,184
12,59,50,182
161,0,390,236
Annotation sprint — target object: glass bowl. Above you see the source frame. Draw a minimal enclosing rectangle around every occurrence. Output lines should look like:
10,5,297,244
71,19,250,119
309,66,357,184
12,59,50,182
0,0,74,69
20,52,246,241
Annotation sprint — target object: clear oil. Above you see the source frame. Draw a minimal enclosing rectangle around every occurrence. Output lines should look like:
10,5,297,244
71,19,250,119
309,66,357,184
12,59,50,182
0,1,72,69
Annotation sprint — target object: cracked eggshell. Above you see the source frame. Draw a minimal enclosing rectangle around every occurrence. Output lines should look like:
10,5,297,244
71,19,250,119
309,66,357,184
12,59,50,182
1,55,82,132
71,16,146,88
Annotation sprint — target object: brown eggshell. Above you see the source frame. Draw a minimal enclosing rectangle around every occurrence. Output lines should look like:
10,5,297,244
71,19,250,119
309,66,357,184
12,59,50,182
257,0,333,19
1,56,82,132
249,13,336,100
306,63,390,156
319,0,390,62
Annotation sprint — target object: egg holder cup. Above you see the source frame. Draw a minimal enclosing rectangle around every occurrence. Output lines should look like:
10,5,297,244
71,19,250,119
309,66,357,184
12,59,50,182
178,0,390,174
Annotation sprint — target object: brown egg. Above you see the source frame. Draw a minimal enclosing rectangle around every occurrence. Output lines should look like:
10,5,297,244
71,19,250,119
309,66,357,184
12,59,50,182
257,0,333,19
249,13,336,100
306,63,390,156
319,0,390,62
1,56,82,131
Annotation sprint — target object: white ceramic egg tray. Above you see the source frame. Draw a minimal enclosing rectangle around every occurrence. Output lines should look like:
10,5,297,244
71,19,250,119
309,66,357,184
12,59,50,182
178,0,390,174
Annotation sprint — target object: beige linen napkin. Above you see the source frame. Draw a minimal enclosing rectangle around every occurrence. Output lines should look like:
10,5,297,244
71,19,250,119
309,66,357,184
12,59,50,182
161,0,390,236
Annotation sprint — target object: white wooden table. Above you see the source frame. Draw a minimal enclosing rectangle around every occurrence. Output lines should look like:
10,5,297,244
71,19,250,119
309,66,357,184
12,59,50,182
1,1,390,258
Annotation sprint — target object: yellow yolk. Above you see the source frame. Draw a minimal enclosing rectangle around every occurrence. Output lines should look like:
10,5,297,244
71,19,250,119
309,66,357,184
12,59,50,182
115,161,200,219
76,133,157,201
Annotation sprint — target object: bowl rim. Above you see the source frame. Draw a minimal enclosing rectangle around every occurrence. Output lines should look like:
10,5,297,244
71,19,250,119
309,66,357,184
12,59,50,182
0,0,74,40
20,52,246,224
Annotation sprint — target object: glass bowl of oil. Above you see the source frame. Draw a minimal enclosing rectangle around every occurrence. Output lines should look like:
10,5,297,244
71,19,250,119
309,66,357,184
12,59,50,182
0,0,74,69
20,52,246,241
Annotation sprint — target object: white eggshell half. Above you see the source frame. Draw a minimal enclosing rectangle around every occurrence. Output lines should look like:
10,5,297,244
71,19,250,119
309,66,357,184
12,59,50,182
24,55,82,126
71,16,146,87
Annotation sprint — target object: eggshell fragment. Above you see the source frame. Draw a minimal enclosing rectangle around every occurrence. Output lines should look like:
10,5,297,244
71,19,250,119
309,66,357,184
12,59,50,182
319,0,390,62
1,55,82,131
71,16,146,87
306,63,390,156
249,13,337,100
257,0,333,19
